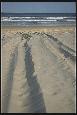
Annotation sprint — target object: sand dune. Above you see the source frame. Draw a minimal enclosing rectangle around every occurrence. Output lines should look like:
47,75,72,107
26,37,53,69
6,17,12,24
1,27,76,113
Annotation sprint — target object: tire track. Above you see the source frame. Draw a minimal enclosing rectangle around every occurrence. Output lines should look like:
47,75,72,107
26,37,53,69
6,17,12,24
39,36,75,112
8,39,46,113
2,47,18,113
41,35,75,73
40,35,75,82
24,43,46,113
8,39,28,112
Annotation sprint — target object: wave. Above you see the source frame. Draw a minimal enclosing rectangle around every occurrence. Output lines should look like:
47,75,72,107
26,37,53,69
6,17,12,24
66,19,76,22
1,16,76,22
1,19,57,22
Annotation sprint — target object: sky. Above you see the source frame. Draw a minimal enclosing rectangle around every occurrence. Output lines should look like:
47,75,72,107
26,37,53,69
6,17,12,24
1,2,76,13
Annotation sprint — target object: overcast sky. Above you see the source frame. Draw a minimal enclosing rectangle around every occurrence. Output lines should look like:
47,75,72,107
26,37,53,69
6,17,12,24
1,2,76,13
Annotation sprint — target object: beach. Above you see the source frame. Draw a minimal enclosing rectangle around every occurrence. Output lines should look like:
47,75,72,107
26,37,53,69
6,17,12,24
1,26,76,113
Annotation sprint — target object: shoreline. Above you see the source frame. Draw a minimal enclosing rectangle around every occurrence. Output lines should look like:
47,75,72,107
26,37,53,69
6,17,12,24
1,24,76,29
1,24,76,28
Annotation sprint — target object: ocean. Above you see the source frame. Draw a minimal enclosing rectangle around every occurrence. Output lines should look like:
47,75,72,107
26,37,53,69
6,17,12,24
1,13,76,26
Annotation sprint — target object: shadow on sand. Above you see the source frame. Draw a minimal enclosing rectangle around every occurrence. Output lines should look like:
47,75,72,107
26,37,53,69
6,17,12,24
24,43,46,113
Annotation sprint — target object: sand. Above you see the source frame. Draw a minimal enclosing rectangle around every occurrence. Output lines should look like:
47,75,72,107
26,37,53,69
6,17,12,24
1,26,76,113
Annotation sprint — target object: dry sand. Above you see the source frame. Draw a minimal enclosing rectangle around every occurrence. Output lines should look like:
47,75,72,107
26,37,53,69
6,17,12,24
1,26,76,113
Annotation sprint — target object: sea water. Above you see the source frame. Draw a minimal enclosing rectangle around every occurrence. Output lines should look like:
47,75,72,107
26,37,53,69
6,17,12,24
1,13,76,27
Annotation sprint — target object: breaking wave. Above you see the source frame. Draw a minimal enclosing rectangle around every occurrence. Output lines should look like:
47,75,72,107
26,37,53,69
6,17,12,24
1,16,76,26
